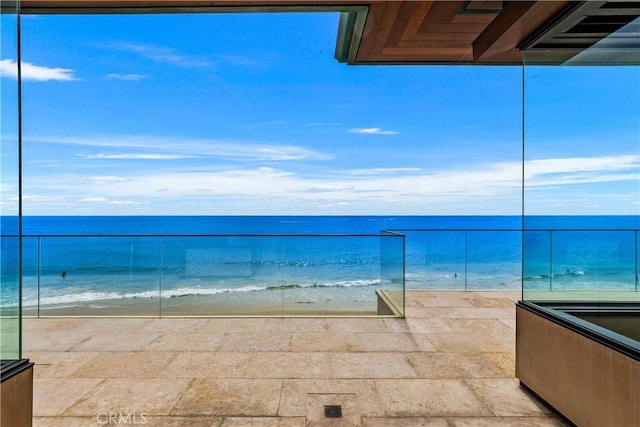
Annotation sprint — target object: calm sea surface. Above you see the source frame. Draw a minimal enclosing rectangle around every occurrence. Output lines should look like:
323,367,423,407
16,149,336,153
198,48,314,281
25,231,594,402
7,215,640,311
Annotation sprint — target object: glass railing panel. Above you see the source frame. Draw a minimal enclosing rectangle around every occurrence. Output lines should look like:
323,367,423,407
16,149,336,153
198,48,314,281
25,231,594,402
522,231,552,299
21,236,39,317
380,231,405,316
551,231,637,299
37,237,160,316
161,236,282,315
278,235,385,315
159,236,284,316
1,235,20,361
1,0,21,364
158,234,402,316
466,231,521,290
25,233,405,317
523,230,639,302
403,231,465,290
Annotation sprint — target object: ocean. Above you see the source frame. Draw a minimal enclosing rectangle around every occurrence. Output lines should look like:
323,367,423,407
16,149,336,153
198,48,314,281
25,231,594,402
9,215,640,315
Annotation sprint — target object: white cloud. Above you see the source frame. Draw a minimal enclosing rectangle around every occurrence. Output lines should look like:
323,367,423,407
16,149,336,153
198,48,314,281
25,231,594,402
302,184,355,193
102,42,212,68
217,54,263,67
106,73,148,81
526,155,639,176
346,168,422,175
23,150,639,215
0,59,77,81
79,153,195,160
348,127,398,135
78,196,142,205
89,176,128,183
525,154,640,186
31,134,332,162
79,197,107,203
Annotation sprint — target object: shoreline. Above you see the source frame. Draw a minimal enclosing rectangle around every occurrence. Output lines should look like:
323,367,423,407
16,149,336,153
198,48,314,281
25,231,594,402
23,286,381,316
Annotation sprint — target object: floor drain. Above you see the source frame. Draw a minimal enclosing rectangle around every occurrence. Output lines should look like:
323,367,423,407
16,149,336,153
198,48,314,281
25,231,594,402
324,405,343,418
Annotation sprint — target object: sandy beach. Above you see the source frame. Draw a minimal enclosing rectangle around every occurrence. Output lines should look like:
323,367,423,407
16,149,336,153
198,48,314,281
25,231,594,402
25,286,384,317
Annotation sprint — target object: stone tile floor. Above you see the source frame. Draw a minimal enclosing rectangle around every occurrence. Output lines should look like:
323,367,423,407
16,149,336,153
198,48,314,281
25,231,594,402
24,291,567,426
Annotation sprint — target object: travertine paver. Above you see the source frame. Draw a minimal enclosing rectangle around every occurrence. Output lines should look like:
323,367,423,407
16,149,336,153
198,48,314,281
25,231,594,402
68,351,177,378
375,379,494,417
278,379,386,419
62,378,192,416
290,332,363,352
406,353,509,379
29,351,97,379
362,418,450,427
171,378,283,416
328,353,417,378
221,417,304,427
24,291,568,426
32,378,103,416
465,379,553,417
218,332,292,352
246,352,331,379
147,332,225,351
157,352,254,378
69,332,162,352
448,417,567,426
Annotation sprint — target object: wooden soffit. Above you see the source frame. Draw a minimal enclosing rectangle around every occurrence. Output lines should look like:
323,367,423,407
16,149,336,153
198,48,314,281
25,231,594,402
19,0,605,65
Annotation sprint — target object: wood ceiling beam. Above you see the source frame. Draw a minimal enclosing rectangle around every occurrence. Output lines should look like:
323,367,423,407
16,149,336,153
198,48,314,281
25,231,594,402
472,0,571,63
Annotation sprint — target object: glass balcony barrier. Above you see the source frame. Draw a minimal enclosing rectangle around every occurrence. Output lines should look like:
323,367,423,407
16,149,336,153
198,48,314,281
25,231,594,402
1,0,21,365
523,229,639,303
19,233,405,317
394,229,523,291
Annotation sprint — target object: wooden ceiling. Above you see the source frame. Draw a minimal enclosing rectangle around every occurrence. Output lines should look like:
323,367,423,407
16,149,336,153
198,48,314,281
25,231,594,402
352,1,571,64
19,1,634,65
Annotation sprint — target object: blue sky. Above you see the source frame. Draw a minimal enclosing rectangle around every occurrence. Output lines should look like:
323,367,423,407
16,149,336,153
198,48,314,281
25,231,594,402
3,12,639,215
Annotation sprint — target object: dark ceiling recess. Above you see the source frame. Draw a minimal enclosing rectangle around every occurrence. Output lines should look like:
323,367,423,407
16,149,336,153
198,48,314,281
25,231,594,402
521,1,640,55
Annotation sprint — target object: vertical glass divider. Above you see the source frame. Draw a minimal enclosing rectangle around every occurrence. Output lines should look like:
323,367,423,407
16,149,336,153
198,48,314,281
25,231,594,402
635,230,638,292
158,236,162,318
549,230,553,291
37,236,41,318
402,233,406,315
17,2,23,358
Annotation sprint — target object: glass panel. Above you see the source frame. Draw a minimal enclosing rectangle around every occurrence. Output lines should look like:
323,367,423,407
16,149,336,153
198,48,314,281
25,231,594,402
25,234,404,317
160,236,285,316
522,231,552,297
551,231,636,292
523,17,640,303
380,231,404,315
161,234,402,316
21,236,38,317
279,235,384,316
37,237,160,315
466,231,521,290
0,0,21,363
404,231,465,290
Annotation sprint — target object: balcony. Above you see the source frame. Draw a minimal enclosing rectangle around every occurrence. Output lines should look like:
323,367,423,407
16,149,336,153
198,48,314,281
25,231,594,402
24,290,569,426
